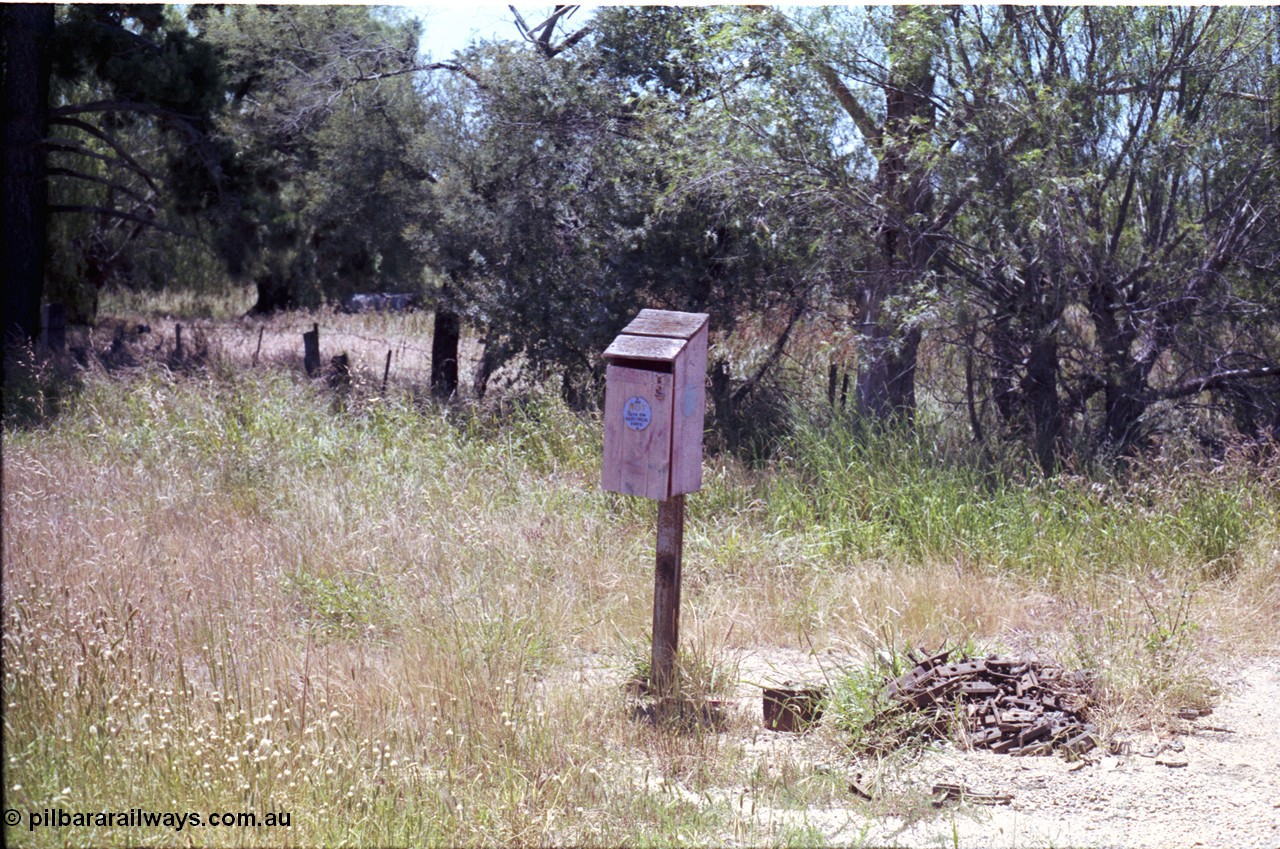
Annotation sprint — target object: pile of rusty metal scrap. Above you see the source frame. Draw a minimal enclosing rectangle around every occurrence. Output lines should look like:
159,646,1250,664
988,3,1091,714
876,649,1098,756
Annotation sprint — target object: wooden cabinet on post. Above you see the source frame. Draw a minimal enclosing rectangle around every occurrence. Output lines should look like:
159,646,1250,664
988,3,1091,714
601,310,709,500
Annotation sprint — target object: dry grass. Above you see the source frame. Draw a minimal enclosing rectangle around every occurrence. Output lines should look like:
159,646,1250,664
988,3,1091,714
4,311,1278,846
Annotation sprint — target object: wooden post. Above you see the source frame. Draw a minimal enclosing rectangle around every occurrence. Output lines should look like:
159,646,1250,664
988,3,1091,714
382,349,392,393
651,494,685,693
252,325,264,366
174,323,184,359
601,311,707,699
303,323,320,376
41,303,65,352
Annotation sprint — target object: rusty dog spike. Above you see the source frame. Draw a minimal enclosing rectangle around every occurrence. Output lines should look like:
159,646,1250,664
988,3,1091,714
874,649,1095,756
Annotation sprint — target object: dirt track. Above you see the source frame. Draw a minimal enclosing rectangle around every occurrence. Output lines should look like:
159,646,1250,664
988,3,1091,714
731,651,1280,848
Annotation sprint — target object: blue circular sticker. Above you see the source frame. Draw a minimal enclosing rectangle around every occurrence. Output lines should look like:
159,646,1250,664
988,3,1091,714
623,396,652,431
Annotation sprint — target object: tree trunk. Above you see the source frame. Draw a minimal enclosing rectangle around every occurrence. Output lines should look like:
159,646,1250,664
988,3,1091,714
2,5,54,344
472,340,497,401
1089,278,1150,456
853,8,937,425
1022,333,1063,474
1103,364,1150,455
989,317,1021,426
431,306,460,400
249,271,293,315
793,6,939,426
856,302,921,423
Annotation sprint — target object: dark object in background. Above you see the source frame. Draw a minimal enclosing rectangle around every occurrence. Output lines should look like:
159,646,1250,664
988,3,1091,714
340,293,421,314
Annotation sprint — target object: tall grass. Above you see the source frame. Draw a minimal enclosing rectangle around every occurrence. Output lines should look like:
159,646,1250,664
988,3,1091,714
3,366,731,845
98,284,259,321
772,412,1279,738
769,414,1278,583
4,352,1277,846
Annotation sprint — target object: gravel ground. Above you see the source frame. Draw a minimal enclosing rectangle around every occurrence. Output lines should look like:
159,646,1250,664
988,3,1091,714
732,652,1280,848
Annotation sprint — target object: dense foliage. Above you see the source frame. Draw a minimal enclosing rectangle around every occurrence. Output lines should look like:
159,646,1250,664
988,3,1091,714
5,4,1278,467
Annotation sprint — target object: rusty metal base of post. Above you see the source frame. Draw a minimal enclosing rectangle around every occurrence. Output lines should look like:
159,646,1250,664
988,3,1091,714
762,686,826,732
650,495,684,694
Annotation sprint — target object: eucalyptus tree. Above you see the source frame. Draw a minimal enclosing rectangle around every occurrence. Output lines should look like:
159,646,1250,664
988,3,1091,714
569,5,863,430
591,6,809,410
627,6,953,425
410,23,654,401
194,5,439,313
411,8,727,402
412,5,811,408
3,4,237,335
936,6,1280,464
804,6,949,423
622,5,1279,463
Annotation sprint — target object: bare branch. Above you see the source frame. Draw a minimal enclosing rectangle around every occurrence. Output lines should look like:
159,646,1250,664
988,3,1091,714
42,138,164,195
350,61,475,84
1153,365,1280,401
531,6,575,46
47,117,165,192
813,63,884,149
48,205,195,237
508,5,532,40
46,166,154,205
732,294,808,405
1221,90,1269,103
509,5,587,59
51,99,199,123
554,26,591,57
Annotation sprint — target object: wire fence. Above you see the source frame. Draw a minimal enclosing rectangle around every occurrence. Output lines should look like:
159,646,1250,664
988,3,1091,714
97,312,476,394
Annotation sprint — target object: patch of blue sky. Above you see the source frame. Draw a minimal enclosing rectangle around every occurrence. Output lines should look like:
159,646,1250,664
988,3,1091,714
407,5,599,61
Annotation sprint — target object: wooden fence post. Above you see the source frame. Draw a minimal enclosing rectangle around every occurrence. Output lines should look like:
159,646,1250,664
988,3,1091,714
303,323,320,376
252,326,264,367
382,349,392,394
174,323,184,360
